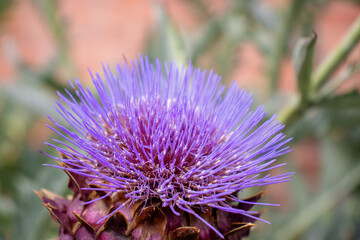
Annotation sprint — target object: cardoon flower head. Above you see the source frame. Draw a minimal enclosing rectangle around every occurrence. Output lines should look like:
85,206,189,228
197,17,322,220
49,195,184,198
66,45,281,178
37,56,292,239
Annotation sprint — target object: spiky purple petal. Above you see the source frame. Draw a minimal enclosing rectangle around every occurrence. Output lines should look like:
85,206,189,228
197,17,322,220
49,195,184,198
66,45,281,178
46,55,292,238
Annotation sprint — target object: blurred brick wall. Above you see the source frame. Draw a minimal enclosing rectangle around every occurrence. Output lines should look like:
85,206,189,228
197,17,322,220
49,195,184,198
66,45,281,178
1,0,359,86
0,0,56,82
0,0,153,82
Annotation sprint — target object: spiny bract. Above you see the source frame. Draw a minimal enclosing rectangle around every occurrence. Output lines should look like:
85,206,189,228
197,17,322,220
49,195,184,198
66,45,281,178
38,56,292,239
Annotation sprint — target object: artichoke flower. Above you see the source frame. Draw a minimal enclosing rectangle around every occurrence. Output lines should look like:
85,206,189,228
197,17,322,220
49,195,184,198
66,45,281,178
37,56,292,239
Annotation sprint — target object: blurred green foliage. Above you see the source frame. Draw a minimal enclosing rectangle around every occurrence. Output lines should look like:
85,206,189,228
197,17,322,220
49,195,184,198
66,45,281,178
0,0,359,239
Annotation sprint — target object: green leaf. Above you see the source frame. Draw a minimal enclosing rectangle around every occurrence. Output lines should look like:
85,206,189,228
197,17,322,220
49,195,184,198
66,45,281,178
146,5,186,65
272,139,360,240
0,0,13,20
311,15,360,92
12,167,68,240
293,32,317,103
315,90,360,108
0,82,56,117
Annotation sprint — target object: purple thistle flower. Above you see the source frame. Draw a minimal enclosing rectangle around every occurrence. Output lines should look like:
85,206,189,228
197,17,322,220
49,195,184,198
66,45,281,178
41,55,292,239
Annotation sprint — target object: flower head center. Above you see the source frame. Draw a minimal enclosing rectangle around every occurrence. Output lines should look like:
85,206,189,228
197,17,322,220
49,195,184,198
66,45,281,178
86,95,225,201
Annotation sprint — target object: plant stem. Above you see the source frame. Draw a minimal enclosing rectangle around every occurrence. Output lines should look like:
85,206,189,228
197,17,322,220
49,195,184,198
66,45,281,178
311,15,360,92
36,0,75,76
279,15,360,126
316,63,360,100
268,0,304,93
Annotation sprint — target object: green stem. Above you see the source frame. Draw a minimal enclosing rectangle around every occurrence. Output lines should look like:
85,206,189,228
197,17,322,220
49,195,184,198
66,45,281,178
273,161,360,240
191,19,223,64
36,0,74,75
279,16,360,126
268,0,304,93
277,96,301,126
311,15,360,92
316,63,360,100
